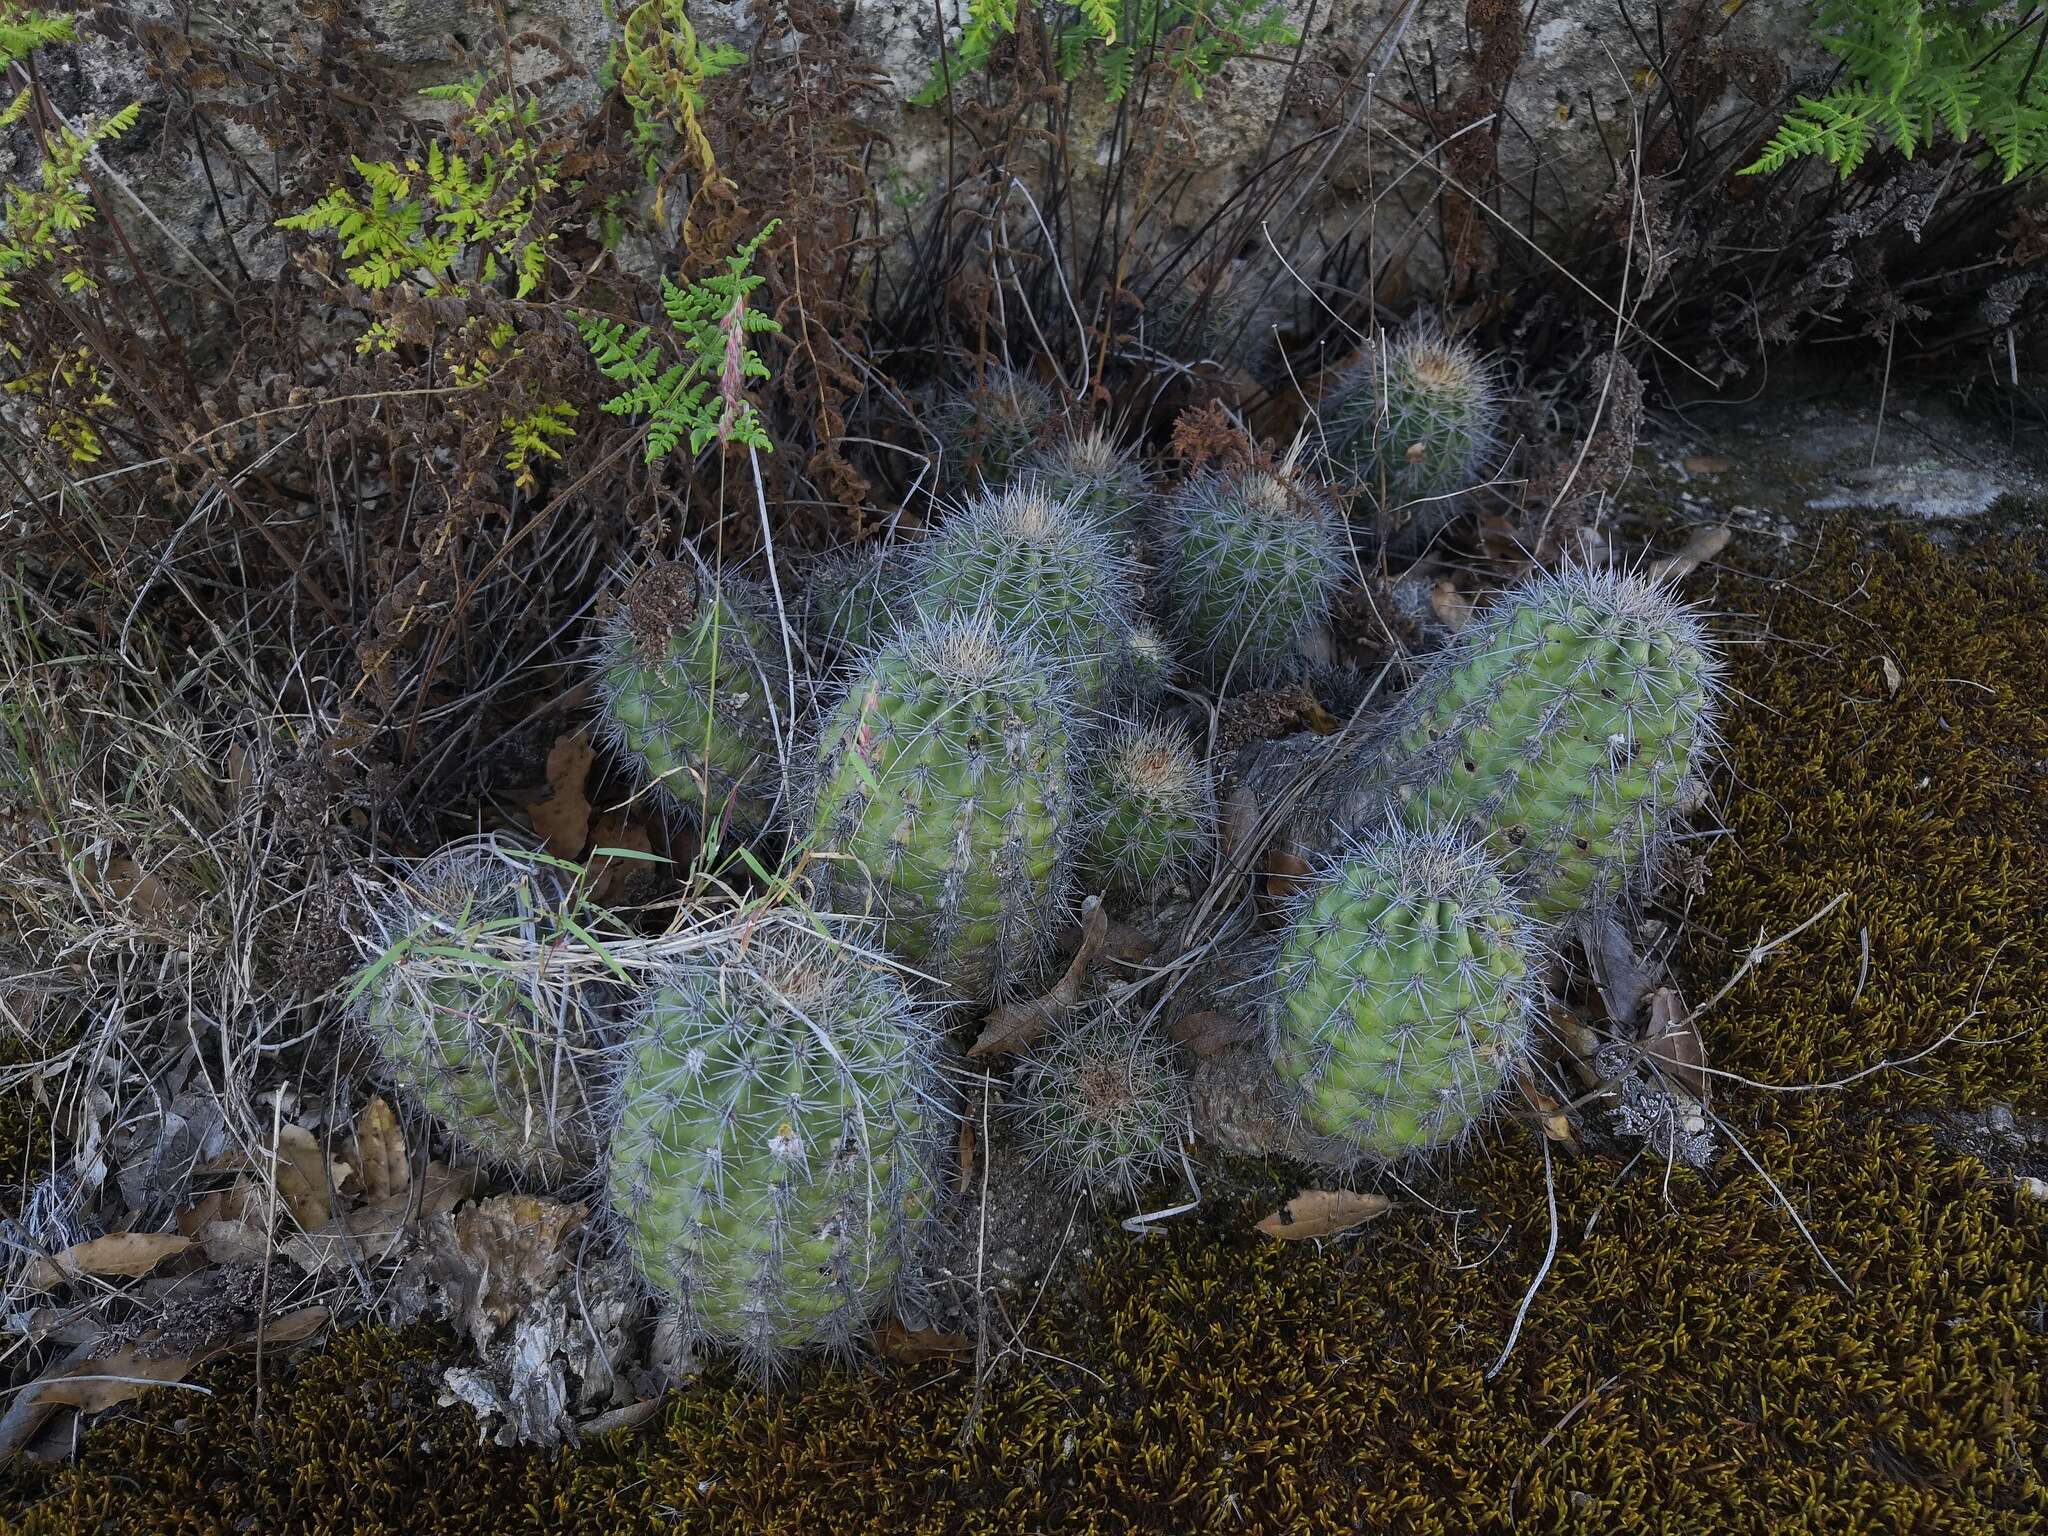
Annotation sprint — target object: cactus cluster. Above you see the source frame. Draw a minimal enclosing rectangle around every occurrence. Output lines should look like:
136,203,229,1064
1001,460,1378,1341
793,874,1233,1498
1265,826,1538,1165
353,843,598,1177
1321,325,1503,555
1009,1001,1189,1202
805,614,1077,1000
1352,566,1721,921
594,558,789,828
1075,721,1214,899
603,922,944,1371
350,362,1727,1375
1161,460,1348,684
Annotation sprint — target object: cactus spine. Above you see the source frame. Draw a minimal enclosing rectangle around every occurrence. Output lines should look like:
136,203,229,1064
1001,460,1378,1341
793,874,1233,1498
1320,325,1503,555
1018,427,1152,547
804,615,1075,1000
595,559,788,827
905,483,1137,705
1265,827,1537,1165
354,843,595,1175
603,921,943,1372
1076,721,1215,899
1162,461,1347,685
1355,566,1720,921
1009,1002,1190,1202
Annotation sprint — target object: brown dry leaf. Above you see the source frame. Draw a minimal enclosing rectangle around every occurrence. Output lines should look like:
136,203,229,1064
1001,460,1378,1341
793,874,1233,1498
1475,511,1529,569
1170,1010,1260,1058
1649,524,1731,585
968,898,1109,1058
1643,986,1710,1101
586,814,655,904
1300,699,1342,736
351,1095,408,1206
98,857,189,923
1256,1189,1394,1241
346,1160,479,1263
174,1191,223,1240
1429,579,1479,633
27,1231,192,1291
1101,921,1156,966
270,1123,331,1230
874,1317,970,1365
1256,846,1314,927
1516,1070,1579,1147
1681,454,1733,476
1578,911,1661,1029
1878,655,1903,696
527,733,594,858
33,1341,207,1416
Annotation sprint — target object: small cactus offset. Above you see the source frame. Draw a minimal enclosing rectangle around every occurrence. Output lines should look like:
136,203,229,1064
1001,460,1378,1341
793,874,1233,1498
1018,427,1152,547
905,482,1138,705
1076,720,1214,900
805,615,1076,1000
1265,826,1538,1166
1108,620,1173,705
1009,1001,1190,1203
603,920,945,1373
933,363,1053,487
1354,566,1721,921
594,558,789,827
799,544,891,660
353,842,598,1176
1162,460,1348,684
1320,324,1503,554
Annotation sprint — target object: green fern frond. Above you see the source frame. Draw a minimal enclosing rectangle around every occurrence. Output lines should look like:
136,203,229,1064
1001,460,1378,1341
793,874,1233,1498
577,220,783,463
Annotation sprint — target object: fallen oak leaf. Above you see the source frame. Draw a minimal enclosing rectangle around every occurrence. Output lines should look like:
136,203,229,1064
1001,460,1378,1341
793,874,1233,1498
527,733,595,859
29,1307,329,1419
350,1095,408,1206
270,1123,332,1230
1256,1188,1393,1241
968,897,1108,1058
874,1317,970,1365
27,1231,192,1291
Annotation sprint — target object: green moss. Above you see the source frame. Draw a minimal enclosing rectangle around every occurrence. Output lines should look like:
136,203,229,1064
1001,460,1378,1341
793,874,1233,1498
3,522,2043,1533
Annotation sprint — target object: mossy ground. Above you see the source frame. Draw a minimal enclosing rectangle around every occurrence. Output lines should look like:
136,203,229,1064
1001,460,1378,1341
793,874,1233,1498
3,521,2043,1535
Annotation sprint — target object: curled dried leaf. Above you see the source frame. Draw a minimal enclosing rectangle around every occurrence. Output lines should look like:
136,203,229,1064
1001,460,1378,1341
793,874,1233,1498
1644,986,1709,1101
968,898,1108,1058
1256,1188,1393,1241
27,1231,192,1291
1170,1010,1259,1059
527,733,594,858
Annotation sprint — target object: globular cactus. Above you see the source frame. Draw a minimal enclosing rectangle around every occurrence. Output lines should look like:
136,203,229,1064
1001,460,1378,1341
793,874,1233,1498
1265,826,1538,1166
805,615,1076,1000
594,558,789,828
905,483,1138,705
1162,459,1348,685
353,842,597,1176
799,544,892,661
1109,621,1173,705
1018,427,1152,548
1009,1001,1190,1203
933,363,1053,487
1352,566,1721,922
1076,721,1214,900
603,920,945,1373
1320,324,1503,555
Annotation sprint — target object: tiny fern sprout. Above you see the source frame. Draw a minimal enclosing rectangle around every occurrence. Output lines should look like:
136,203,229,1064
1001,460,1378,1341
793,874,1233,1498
577,220,784,461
